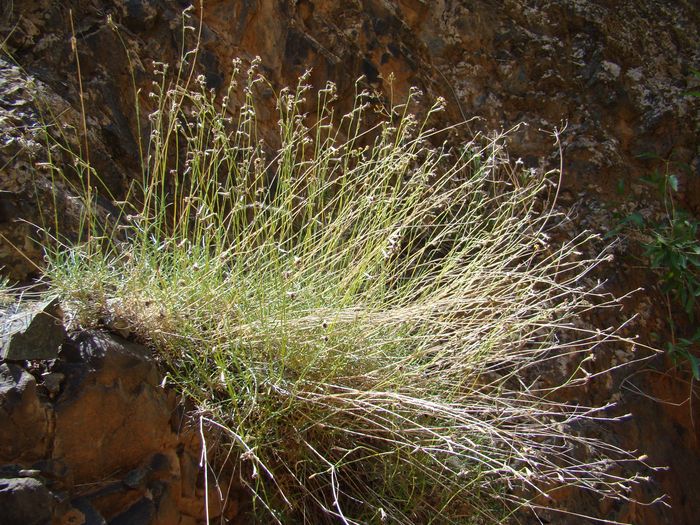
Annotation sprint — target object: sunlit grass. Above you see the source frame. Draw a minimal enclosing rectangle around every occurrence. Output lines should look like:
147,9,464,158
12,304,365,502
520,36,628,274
39,24,644,523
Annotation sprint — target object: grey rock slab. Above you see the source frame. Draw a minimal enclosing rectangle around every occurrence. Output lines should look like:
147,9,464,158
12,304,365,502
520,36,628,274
0,363,51,463
0,476,57,525
1,297,66,361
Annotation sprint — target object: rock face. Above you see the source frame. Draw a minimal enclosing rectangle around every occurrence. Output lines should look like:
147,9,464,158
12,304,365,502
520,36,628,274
0,300,243,525
0,56,119,283
2,0,697,203
0,1,699,523
1,298,65,361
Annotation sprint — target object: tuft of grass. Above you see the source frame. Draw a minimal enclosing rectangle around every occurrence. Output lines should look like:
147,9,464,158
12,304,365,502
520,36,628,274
40,18,645,523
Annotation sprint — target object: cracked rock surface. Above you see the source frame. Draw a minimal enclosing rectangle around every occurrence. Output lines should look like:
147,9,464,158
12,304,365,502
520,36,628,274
0,300,244,525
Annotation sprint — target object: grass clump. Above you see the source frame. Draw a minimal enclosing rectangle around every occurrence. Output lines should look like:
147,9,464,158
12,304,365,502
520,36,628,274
41,48,644,523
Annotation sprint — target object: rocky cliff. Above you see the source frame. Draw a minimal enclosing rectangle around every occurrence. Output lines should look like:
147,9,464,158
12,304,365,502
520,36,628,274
1,1,699,524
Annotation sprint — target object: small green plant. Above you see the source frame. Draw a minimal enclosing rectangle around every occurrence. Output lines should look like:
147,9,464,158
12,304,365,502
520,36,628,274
614,153,700,380
34,9,645,524
667,329,700,380
644,210,700,316
686,68,700,98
